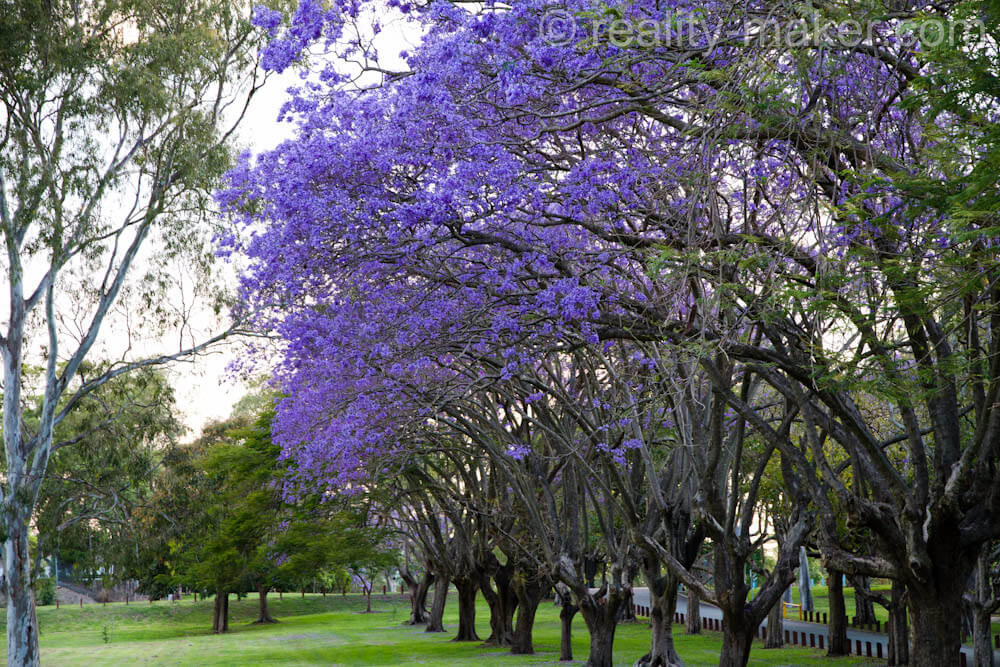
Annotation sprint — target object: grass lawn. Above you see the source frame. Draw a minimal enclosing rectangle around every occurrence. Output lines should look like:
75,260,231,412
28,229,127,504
769,583,998,647
4,592,888,665
786,584,892,624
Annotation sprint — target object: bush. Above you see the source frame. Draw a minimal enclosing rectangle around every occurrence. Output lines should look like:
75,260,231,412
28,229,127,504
35,577,56,606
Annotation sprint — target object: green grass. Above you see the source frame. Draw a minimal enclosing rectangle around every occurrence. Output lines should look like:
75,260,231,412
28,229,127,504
10,592,884,665
785,585,892,624
768,583,999,647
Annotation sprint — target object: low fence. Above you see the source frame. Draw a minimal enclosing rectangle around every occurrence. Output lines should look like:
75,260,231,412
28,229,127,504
632,603,988,666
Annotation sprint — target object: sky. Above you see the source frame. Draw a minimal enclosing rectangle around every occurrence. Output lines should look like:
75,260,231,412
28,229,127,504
165,71,296,438
166,8,417,438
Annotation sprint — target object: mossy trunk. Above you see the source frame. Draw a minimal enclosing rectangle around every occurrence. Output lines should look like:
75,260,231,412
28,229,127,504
971,551,994,667
851,575,877,626
718,619,753,667
887,580,908,666
407,572,431,625
579,587,624,667
908,577,968,667
637,573,684,667
973,606,994,667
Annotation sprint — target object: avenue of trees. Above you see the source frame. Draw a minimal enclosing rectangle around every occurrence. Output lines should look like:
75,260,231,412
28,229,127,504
217,0,1000,666
2,0,1000,667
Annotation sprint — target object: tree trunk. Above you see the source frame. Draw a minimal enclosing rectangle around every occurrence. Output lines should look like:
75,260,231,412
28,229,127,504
619,585,636,622
213,591,230,633
888,580,908,667
255,586,276,624
908,579,966,667
583,617,616,667
510,574,545,655
685,591,701,634
826,568,848,656
213,594,222,633
511,595,540,654
719,622,754,667
713,533,768,667
579,592,622,667
851,575,877,625
480,570,501,640
972,550,995,667
480,566,517,646
559,596,578,661
964,598,974,644
584,555,598,588
452,576,480,642
798,547,813,612
5,519,39,667
638,571,684,667
764,599,783,648
406,571,431,625
425,574,448,633
973,606,993,667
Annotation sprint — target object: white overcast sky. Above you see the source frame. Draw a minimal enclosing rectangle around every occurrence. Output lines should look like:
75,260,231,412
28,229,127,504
166,73,295,438
169,7,416,438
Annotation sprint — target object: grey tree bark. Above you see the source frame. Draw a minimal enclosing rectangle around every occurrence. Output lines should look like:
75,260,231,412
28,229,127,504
764,599,783,649
887,580,908,667
685,591,701,635
826,568,848,656
797,547,813,612
452,575,480,642
480,563,517,646
969,550,997,667
425,573,448,633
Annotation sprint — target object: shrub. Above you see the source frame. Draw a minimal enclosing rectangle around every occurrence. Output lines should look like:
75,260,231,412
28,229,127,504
35,577,56,606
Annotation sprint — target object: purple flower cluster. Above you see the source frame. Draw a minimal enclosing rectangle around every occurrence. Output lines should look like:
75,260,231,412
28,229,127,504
220,0,957,494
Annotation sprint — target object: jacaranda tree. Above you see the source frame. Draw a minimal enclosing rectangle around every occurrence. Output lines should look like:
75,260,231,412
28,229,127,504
222,0,1000,664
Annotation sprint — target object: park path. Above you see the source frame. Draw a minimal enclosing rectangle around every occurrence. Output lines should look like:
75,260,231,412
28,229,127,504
631,588,997,664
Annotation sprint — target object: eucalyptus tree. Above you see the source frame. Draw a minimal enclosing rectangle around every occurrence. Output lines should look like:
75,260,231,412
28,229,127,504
31,366,181,587
0,1,272,661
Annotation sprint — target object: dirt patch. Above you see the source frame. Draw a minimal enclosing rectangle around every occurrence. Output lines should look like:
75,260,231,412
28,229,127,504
56,586,97,605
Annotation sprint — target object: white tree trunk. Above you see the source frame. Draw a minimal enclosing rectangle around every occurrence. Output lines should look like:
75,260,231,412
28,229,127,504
5,517,39,667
